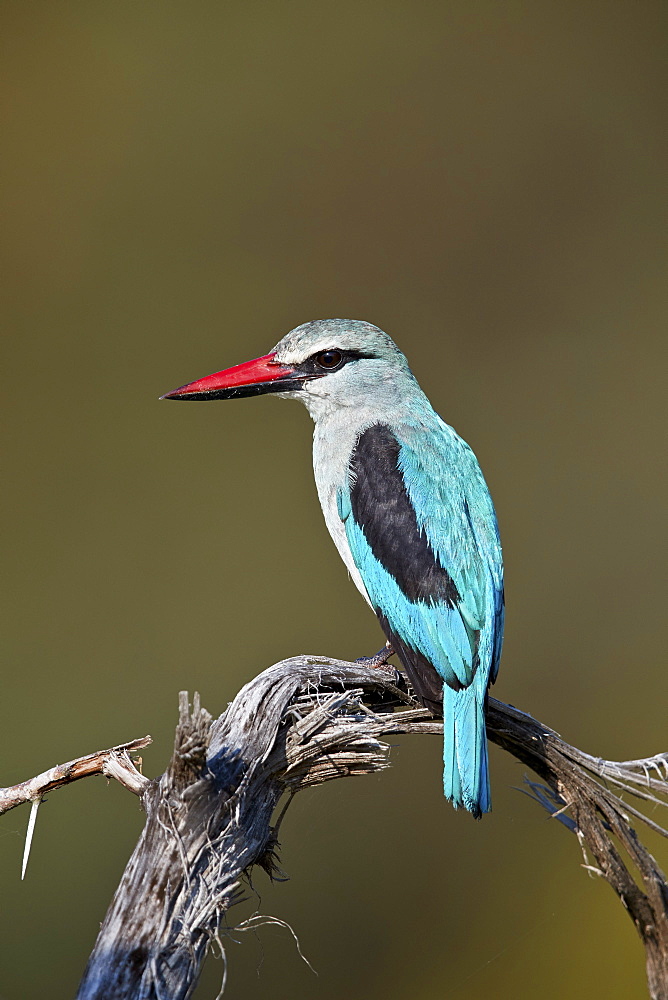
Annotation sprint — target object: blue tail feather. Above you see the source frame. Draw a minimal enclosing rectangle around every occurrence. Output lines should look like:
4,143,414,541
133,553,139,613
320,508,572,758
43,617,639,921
442,684,491,818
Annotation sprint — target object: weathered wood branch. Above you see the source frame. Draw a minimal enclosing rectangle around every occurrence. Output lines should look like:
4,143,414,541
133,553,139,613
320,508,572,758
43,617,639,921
7,656,667,999
0,736,152,815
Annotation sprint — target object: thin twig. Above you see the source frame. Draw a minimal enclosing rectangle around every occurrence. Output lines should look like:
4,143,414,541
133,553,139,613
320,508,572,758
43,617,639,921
0,736,152,816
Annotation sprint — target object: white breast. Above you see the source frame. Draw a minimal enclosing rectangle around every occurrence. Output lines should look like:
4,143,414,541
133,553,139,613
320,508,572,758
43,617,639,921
310,409,374,608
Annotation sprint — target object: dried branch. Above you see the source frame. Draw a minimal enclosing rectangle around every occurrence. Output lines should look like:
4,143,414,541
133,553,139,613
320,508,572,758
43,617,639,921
486,698,668,998
0,735,153,880
0,736,152,815
66,656,668,1000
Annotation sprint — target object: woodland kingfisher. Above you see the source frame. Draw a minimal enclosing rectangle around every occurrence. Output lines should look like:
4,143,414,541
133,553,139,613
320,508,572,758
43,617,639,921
162,319,504,817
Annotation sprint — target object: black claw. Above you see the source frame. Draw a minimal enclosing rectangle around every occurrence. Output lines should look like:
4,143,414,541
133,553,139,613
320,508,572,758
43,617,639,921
355,643,395,669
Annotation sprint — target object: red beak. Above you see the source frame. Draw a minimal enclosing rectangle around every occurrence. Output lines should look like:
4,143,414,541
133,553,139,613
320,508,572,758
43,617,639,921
161,352,308,401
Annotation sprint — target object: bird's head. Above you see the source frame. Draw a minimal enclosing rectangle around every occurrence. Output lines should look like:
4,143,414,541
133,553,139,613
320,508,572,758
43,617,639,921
161,319,418,420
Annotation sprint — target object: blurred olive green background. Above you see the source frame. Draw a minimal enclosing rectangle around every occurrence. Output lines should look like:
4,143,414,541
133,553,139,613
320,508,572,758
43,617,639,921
1,2,666,998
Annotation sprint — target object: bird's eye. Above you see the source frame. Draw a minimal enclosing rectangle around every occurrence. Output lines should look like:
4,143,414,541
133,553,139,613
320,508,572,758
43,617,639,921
315,350,343,370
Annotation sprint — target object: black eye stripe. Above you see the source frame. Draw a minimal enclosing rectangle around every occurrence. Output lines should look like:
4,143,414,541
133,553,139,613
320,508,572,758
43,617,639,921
293,349,376,377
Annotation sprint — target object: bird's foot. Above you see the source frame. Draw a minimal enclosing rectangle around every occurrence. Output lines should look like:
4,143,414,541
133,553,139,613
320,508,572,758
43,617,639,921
355,642,395,669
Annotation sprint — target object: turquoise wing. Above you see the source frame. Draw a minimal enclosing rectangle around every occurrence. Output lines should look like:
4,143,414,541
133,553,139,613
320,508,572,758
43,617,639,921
337,419,504,815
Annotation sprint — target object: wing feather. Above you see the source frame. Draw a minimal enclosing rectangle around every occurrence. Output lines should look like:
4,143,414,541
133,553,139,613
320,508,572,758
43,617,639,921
340,421,503,697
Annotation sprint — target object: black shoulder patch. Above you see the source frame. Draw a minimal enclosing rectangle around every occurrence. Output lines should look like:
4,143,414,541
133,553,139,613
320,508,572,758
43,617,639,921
349,424,460,607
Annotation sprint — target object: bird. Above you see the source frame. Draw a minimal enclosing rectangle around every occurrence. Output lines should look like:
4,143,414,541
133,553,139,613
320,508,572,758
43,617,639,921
162,319,504,817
